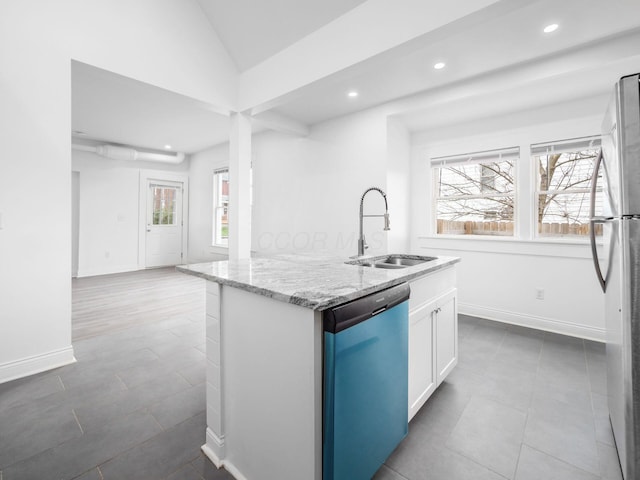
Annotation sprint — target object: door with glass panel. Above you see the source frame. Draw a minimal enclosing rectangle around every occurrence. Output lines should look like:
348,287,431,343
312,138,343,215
145,181,183,267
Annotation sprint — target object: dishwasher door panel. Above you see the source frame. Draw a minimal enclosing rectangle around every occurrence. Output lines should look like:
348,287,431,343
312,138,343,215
323,301,408,480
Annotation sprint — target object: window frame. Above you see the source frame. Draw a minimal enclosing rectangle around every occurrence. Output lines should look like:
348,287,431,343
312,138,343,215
531,135,602,239
431,147,519,238
212,168,229,247
151,185,178,226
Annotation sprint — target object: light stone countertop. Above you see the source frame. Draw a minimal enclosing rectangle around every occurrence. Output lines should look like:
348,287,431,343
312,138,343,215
177,253,460,311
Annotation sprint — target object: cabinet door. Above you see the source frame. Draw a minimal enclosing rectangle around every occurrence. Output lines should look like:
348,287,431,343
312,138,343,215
408,300,436,420
435,289,458,385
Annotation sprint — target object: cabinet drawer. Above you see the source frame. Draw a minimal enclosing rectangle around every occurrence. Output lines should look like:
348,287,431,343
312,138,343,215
409,266,456,312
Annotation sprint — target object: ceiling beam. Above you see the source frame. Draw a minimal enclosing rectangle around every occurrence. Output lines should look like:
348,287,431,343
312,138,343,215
388,27,640,120
238,0,501,113
252,111,310,137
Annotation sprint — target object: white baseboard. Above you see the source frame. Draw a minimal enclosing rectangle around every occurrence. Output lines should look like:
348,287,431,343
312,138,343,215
202,428,225,467
0,346,76,384
459,302,605,342
202,429,248,480
76,264,141,278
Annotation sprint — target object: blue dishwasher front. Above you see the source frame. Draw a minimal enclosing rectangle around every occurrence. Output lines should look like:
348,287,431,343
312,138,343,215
323,283,410,480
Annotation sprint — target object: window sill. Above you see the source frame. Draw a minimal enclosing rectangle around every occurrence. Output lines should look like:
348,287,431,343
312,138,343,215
209,245,229,256
417,235,602,259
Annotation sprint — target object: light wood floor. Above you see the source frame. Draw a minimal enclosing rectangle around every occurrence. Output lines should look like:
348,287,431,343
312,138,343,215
72,267,205,341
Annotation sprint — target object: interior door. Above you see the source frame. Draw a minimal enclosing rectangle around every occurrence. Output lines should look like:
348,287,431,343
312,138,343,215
145,181,183,267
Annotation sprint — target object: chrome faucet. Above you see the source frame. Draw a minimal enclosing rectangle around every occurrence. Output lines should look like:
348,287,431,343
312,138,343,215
357,187,390,257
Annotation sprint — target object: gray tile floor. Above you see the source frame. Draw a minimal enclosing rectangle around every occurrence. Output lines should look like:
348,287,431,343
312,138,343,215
376,315,623,480
0,274,623,480
0,280,232,480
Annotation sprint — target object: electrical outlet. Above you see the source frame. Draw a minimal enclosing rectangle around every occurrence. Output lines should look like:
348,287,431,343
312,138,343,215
535,288,545,300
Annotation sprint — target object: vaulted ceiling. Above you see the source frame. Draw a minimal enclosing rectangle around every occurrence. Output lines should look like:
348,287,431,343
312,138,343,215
71,0,640,154
195,0,369,71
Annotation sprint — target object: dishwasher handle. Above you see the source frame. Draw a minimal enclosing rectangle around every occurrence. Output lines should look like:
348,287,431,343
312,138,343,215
323,283,410,333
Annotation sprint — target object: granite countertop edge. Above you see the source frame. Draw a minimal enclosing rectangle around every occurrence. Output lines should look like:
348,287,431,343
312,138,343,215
177,255,460,311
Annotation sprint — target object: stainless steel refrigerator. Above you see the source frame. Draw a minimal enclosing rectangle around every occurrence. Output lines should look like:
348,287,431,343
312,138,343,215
590,72,640,480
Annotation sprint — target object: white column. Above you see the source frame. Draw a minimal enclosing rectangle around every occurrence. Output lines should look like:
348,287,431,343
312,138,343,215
228,112,252,259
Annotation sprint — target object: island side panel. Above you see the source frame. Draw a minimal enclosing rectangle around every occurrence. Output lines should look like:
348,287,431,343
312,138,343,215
219,284,322,480
203,281,225,465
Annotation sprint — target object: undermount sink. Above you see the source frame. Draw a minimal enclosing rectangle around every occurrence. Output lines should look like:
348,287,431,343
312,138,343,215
346,254,437,269
377,255,435,267
359,261,406,269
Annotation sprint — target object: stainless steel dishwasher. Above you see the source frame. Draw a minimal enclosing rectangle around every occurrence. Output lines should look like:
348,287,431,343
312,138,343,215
323,283,410,480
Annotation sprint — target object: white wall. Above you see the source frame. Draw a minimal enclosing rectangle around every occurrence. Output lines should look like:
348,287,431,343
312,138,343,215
250,95,606,340
251,109,395,257
410,101,607,340
72,150,189,277
188,144,230,263
387,117,411,253
0,0,237,383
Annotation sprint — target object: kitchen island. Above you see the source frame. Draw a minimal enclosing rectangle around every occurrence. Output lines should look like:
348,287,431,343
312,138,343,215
178,253,460,480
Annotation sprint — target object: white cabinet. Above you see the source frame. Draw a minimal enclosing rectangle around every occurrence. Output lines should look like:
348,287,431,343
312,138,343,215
408,267,458,420
435,289,457,385
408,299,437,417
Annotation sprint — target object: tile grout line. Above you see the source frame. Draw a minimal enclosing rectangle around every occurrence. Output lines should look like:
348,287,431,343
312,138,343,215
149,411,166,432
512,438,526,479
166,462,201,480
380,463,411,480
188,456,207,480
57,375,67,391
174,369,198,387
580,338,606,477
582,339,599,416
114,373,129,391
72,408,85,435
529,333,546,410
444,442,511,480
520,331,546,471
522,442,602,478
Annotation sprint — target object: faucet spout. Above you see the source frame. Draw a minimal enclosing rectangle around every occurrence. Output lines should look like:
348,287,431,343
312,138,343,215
358,187,390,257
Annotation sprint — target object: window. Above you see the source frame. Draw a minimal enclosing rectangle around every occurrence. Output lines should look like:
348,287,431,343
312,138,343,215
213,169,229,246
432,147,518,236
532,136,601,237
151,186,177,225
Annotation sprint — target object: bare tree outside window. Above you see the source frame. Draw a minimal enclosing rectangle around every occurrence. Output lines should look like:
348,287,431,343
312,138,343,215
534,141,602,237
432,138,602,238
433,148,517,236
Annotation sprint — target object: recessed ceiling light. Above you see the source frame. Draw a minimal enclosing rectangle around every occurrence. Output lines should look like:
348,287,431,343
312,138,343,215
543,23,559,33
434,62,446,70
164,144,172,150
347,91,358,98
